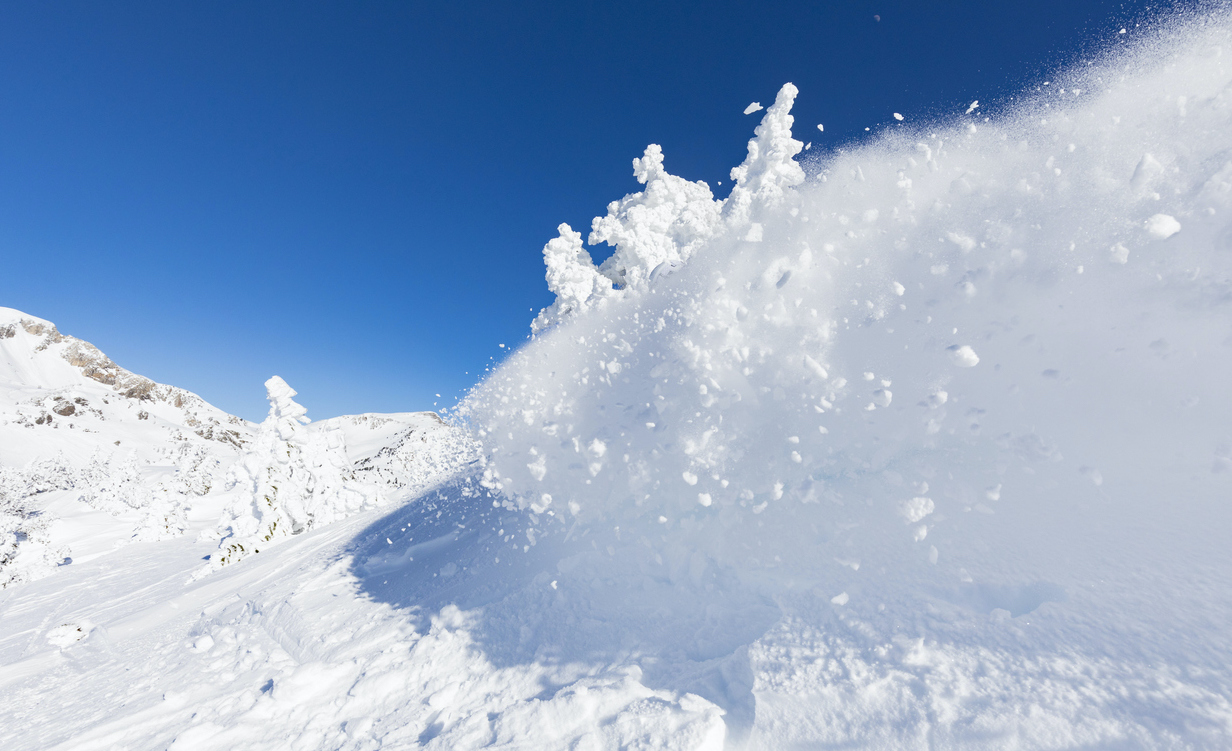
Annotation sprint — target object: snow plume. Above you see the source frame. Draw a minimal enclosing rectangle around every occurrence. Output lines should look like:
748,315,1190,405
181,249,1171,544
206,376,382,570
454,15,1232,744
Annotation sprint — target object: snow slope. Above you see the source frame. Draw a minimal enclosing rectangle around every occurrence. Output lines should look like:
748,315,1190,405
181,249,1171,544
4,8,1232,750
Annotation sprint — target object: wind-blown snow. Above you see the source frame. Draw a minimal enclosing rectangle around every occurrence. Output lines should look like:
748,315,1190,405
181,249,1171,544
4,9,1232,750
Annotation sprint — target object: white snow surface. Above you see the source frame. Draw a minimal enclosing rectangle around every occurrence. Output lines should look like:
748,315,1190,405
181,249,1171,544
5,11,1232,749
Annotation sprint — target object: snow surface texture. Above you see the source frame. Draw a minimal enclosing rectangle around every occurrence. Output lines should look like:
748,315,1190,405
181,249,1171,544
4,9,1232,749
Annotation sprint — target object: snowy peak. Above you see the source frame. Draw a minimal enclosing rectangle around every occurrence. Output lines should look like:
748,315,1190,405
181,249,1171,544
0,307,251,466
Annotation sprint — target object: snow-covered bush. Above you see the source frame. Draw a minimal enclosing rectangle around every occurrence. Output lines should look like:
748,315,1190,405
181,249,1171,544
532,224,615,333
0,465,69,588
19,454,78,496
79,451,187,541
80,451,149,515
207,376,382,570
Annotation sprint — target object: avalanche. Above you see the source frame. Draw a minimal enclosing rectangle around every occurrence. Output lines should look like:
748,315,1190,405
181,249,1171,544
4,9,1232,750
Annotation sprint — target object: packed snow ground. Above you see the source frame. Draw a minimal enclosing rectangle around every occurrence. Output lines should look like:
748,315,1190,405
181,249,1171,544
4,10,1232,749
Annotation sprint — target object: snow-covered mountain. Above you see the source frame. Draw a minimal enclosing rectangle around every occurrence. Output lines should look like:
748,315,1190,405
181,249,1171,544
0,307,467,588
4,10,1232,751
0,306,251,467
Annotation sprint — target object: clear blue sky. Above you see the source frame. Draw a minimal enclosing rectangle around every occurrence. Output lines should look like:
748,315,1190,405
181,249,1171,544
0,0,1180,421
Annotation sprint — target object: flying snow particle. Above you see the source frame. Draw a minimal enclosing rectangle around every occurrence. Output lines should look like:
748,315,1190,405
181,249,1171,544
948,345,980,367
803,354,828,379
817,123,824,132
1110,243,1130,264
1145,214,1181,239
893,113,904,121
831,591,850,605
966,100,980,114
682,471,698,486
744,102,763,115
698,493,712,506
900,496,935,523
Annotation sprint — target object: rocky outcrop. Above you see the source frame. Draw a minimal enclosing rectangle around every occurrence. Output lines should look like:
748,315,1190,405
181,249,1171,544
13,317,248,448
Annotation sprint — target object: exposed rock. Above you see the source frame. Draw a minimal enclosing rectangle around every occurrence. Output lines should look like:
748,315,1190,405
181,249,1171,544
10,316,247,448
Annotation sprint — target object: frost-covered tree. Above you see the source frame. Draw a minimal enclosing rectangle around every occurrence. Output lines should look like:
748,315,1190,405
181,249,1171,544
207,376,382,570
166,442,219,496
722,83,805,227
533,83,805,332
21,454,78,496
80,451,149,515
532,224,615,333
590,144,722,291
79,451,187,541
0,465,69,589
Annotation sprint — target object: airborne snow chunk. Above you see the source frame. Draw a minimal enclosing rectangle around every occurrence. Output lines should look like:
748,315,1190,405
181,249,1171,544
1145,213,1181,239
948,345,980,367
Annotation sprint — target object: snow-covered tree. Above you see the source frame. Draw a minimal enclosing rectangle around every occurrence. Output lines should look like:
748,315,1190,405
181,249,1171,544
590,144,722,291
0,465,69,589
532,224,615,333
166,442,219,496
207,376,382,570
79,451,187,541
80,451,149,515
533,84,804,332
722,82,805,227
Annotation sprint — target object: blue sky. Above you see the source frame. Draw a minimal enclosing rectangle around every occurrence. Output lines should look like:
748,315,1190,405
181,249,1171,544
0,0,1179,421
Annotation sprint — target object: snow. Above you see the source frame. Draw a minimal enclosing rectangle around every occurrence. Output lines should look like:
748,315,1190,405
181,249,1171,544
3,9,1232,750
1146,212,1182,238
